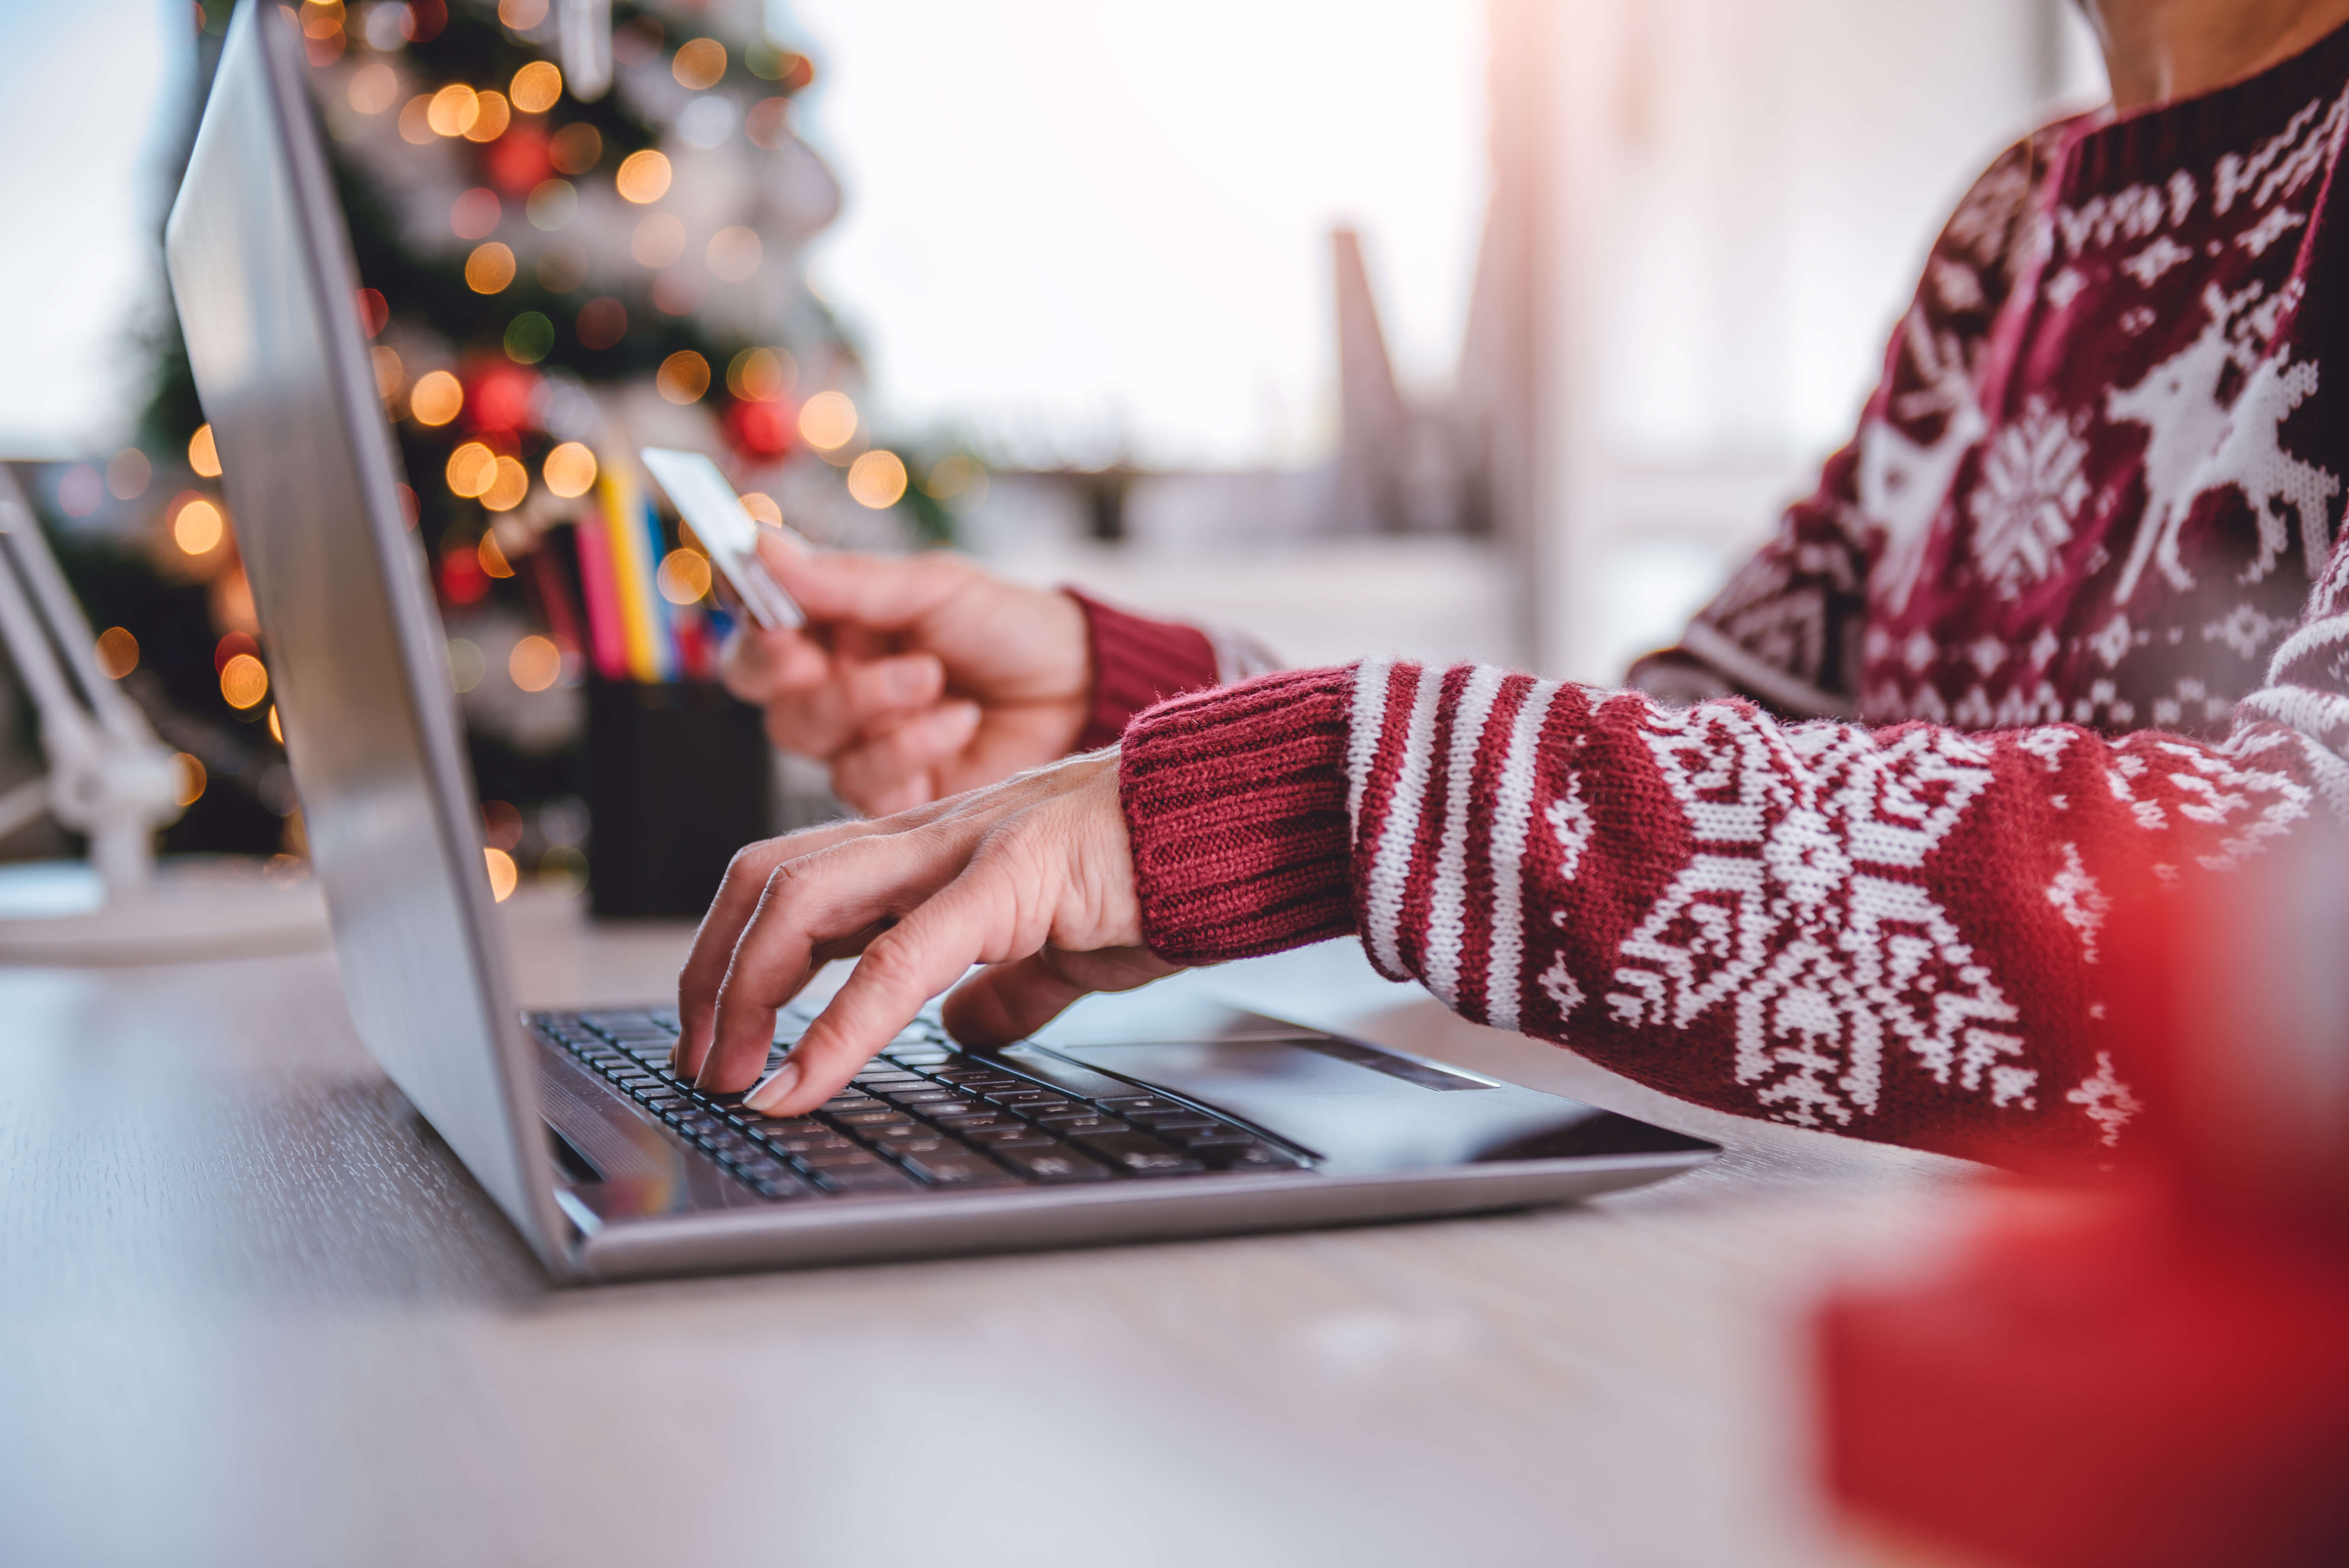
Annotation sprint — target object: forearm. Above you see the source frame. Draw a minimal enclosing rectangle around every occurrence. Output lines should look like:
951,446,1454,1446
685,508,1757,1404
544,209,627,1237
1120,659,2330,1166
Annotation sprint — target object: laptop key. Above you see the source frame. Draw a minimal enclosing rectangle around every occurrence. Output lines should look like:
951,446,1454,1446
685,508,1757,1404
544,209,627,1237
815,1164,921,1194
1071,1132,1204,1175
1202,1143,1308,1170
967,1126,1056,1148
997,1147,1111,1182
897,1151,1020,1186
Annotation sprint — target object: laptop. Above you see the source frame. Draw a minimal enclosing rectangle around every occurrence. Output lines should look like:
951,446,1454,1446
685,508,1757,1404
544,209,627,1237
163,3,1714,1281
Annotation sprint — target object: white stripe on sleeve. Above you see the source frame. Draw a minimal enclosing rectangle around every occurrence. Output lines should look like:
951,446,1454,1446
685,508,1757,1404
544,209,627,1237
1484,679,1563,1033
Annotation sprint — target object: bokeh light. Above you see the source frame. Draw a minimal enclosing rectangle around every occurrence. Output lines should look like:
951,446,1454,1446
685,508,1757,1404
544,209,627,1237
465,242,517,293
450,186,502,239
575,296,626,349
706,226,762,282
548,122,601,174
726,346,794,401
398,96,436,144
173,495,225,554
410,369,463,425
615,149,672,203
798,390,857,450
673,37,727,90
631,212,686,269
504,310,555,363
497,0,548,27
56,466,103,517
188,424,222,477
510,60,563,114
220,653,269,710
542,441,598,497
446,442,497,497
656,351,711,403
745,97,791,150
447,637,487,691
482,456,530,511
483,846,519,902
372,345,406,402
739,491,783,526
477,531,515,578
171,753,207,809
106,449,151,501
657,547,713,604
539,844,587,896
348,62,398,114
426,84,481,137
847,449,909,509
526,178,576,230
268,704,283,743
510,634,562,692
354,287,389,336
925,453,983,500
536,242,589,293
464,90,512,143
94,627,139,680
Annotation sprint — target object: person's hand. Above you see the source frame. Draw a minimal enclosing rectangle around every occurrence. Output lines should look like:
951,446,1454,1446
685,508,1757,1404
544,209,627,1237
671,750,1180,1114
722,532,1093,816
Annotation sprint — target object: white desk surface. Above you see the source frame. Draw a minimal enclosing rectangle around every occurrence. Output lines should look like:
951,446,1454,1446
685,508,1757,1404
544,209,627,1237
0,887,1973,1568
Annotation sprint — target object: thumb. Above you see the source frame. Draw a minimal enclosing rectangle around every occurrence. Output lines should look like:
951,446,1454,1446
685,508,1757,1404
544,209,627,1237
755,531,954,631
941,946,1180,1047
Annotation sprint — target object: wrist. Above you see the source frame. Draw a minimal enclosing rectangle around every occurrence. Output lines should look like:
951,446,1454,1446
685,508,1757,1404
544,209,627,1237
1066,589,1223,752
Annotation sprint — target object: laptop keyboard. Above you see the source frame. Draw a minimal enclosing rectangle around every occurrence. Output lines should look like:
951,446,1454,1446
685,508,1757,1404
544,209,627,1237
534,1009,1312,1201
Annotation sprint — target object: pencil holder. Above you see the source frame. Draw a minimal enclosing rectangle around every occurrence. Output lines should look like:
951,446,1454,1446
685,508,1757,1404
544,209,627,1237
584,680,773,919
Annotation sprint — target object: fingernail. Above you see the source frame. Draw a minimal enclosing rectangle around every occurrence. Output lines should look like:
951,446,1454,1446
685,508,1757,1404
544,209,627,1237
746,1060,802,1113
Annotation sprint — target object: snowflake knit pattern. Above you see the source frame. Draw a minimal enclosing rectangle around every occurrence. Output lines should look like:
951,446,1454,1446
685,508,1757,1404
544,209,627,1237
1109,27,2349,1165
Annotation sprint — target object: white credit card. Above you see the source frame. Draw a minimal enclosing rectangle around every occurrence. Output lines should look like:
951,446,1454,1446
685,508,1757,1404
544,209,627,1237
638,447,806,630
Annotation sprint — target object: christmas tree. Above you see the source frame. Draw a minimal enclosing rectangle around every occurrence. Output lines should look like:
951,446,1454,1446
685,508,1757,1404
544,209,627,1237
30,0,968,888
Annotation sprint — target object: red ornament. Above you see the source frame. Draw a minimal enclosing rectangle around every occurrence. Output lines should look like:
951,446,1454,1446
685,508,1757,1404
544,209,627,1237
722,397,797,460
440,543,489,605
463,360,541,436
485,125,554,197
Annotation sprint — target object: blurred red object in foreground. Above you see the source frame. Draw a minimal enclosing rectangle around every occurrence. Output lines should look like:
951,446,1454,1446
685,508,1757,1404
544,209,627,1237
1820,833,2349,1567
465,361,540,436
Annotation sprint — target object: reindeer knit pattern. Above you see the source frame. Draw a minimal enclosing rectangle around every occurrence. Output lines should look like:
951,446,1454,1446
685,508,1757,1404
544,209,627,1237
1106,27,2349,1164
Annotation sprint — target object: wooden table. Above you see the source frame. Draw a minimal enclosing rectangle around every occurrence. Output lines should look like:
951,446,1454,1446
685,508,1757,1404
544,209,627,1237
0,888,1974,1567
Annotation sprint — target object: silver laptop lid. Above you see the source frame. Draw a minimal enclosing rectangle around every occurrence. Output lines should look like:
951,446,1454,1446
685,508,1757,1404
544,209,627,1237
165,4,565,1267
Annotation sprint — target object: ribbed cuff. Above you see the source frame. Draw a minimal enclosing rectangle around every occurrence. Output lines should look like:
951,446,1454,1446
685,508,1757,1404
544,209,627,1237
1068,590,1223,752
1117,666,1358,965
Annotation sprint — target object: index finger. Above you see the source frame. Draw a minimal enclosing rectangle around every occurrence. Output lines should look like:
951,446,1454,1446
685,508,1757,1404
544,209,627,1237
755,534,967,633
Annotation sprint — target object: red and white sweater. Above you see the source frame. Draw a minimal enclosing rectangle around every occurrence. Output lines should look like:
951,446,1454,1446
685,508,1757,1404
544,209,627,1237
1080,27,2349,1165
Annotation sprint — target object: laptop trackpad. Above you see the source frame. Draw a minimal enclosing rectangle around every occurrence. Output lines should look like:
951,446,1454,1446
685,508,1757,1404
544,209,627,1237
1035,1037,1639,1175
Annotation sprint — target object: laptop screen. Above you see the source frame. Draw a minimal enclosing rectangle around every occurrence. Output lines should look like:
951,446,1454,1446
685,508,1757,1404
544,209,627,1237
164,4,559,1260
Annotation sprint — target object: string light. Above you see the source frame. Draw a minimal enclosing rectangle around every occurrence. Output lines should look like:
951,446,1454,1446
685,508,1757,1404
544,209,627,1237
451,187,501,239
549,122,602,173
220,653,269,710
542,442,598,497
171,753,207,808
504,310,555,363
615,149,672,203
349,62,398,114
477,531,515,577
94,627,139,679
497,0,547,27
925,454,983,501
464,91,512,143
483,846,519,902
657,548,713,604
726,347,794,401
510,635,561,692
706,226,762,282
630,212,686,268
188,424,222,477
427,84,481,137
847,450,909,509
526,178,576,230
173,495,226,554
106,449,151,501
410,370,464,425
510,61,562,113
399,96,437,144
372,345,406,402
673,38,727,90
268,704,284,743
481,456,530,511
739,491,783,526
798,390,857,450
465,242,517,293
446,441,497,497
656,351,711,403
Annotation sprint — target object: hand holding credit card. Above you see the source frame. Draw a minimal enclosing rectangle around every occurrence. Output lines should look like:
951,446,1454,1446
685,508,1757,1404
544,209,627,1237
639,447,807,630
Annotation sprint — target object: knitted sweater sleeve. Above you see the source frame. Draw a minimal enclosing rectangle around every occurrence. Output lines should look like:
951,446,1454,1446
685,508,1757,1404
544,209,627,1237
1119,575,2349,1165
1067,590,1280,751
